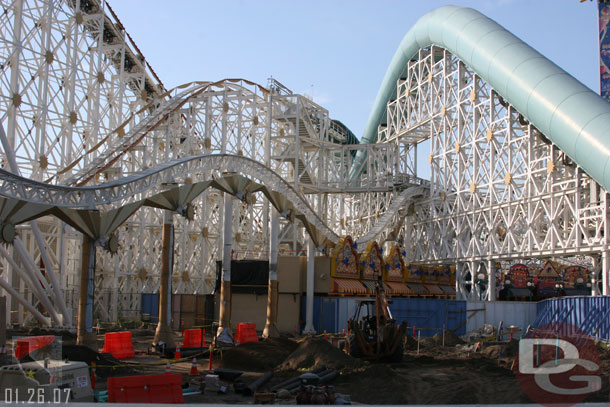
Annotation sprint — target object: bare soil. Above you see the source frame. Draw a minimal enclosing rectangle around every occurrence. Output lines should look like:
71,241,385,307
4,329,610,404
216,337,298,372
276,337,363,371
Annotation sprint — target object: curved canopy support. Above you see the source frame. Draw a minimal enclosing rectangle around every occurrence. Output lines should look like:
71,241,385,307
360,5,610,193
0,153,427,250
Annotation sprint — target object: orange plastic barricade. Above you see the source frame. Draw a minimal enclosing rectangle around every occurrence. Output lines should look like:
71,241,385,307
107,373,184,403
15,335,55,360
234,323,258,345
183,328,206,348
101,331,135,359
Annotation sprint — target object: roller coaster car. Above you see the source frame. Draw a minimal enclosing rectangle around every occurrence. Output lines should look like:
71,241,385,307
347,280,406,362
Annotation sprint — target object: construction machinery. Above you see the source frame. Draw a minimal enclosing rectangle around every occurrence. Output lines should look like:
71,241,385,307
347,279,406,361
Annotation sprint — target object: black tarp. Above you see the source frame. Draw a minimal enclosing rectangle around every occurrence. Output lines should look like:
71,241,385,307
215,260,269,294
508,288,533,298
563,288,591,296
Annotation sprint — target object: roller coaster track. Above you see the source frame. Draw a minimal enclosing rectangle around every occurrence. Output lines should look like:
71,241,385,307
4,1,610,322
0,153,427,247
4,4,607,250
58,78,270,187
359,6,610,195
9,5,610,254
60,82,208,186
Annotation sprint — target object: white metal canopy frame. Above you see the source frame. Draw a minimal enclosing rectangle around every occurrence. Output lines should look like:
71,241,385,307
0,0,607,327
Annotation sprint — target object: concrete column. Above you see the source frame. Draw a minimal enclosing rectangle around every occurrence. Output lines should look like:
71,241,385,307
76,235,96,348
6,246,12,327
487,259,496,301
470,261,478,301
591,256,599,296
303,239,316,334
218,194,233,337
263,208,280,338
153,211,175,348
0,296,5,347
603,250,609,296
455,262,464,300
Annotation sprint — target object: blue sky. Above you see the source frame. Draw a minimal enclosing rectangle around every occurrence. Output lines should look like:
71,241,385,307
109,1,599,140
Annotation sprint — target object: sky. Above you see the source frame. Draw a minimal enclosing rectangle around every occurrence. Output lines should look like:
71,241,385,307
109,0,600,141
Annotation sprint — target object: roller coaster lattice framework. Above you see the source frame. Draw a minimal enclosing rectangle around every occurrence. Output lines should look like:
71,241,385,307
0,1,607,328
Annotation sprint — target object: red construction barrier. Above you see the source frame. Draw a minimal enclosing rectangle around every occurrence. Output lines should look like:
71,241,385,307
107,373,184,403
101,331,135,359
234,323,258,345
15,335,55,360
183,328,206,348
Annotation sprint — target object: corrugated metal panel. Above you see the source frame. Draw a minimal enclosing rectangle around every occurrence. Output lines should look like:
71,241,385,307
304,297,468,337
535,296,610,340
299,296,323,334
336,297,360,334
141,293,159,323
301,296,367,334
320,297,337,334
181,295,196,313
389,298,466,337
466,301,537,335
180,294,197,329
171,294,181,330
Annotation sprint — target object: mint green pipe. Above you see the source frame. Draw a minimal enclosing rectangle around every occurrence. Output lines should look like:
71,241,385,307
356,6,610,190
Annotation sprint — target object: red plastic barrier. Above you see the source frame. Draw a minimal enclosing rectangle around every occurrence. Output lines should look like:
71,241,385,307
107,373,184,404
101,331,135,359
183,328,206,348
235,323,258,345
15,335,55,360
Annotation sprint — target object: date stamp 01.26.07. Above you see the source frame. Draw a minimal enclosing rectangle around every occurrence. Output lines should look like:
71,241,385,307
3,387,71,404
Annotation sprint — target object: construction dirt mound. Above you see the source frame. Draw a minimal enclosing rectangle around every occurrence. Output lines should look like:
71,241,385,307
404,335,419,350
419,336,435,348
217,337,299,372
278,337,363,371
131,328,155,337
482,339,519,359
334,364,408,404
432,330,465,347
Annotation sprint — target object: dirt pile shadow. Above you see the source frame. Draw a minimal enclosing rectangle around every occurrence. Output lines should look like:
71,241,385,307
334,364,407,404
217,337,299,372
277,336,363,371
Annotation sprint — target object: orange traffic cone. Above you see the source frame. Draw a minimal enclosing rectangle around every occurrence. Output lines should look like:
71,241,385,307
165,362,171,374
175,344,181,360
190,357,198,376
90,361,96,390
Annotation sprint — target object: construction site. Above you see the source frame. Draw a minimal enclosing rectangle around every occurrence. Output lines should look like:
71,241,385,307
0,0,610,405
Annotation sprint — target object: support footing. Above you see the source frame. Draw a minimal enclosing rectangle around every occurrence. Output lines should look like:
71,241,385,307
153,323,175,348
76,331,97,350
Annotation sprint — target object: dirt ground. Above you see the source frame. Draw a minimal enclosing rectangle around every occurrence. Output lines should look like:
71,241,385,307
4,327,610,404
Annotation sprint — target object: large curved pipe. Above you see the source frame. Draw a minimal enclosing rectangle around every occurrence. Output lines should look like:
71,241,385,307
358,5,610,192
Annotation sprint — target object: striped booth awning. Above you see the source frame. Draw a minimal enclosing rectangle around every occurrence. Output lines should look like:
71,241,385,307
385,281,414,296
361,280,391,294
406,282,429,295
424,284,444,295
331,277,367,295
